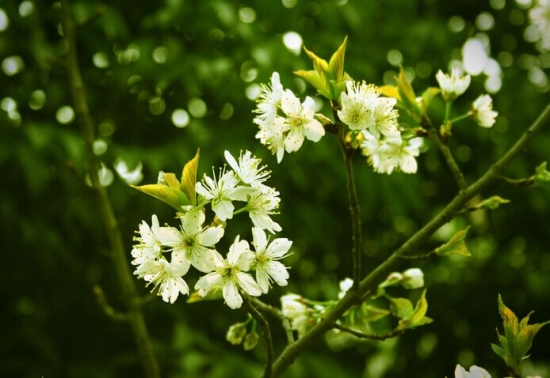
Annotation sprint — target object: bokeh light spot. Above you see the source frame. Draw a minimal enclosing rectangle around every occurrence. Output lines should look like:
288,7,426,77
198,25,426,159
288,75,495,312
283,31,303,55
172,109,190,128
19,1,34,17
239,7,256,23
476,12,494,31
152,46,168,64
93,52,109,68
29,90,46,110
0,8,9,31
188,98,207,118
148,97,166,115
387,49,403,66
56,106,75,124
448,16,465,33
2,56,25,76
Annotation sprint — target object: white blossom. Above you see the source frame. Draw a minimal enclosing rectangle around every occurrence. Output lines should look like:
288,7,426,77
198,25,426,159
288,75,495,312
471,94,497,128
281,294,310,336
529,0,550,50
155,209,224,273
338,277,354,299
361,133,422,174
254,72,284,124
436,68,471,100
195,236,262,309
338,81,399,138
246,187,282,233
131,215,162,266
281,89,325,153
454,364,491,378
251,227,292,293
195,169,250,221
224,150,270,188
134,249,190,304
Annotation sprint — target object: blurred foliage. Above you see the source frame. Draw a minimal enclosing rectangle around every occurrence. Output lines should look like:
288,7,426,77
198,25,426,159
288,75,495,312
1,0,550,377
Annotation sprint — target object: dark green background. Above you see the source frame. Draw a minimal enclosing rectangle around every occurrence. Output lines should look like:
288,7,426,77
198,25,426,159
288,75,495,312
2,0,549,377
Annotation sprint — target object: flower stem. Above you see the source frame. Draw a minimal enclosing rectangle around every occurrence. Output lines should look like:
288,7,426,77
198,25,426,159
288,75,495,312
243,295,274,378
334,112,363,292
423,116,468,191
60,2,159,377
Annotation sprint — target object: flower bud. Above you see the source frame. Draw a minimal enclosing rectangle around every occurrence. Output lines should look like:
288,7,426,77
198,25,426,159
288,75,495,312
379,272,403,288
402,268,424,289
226,322,247,345
243,331,260,351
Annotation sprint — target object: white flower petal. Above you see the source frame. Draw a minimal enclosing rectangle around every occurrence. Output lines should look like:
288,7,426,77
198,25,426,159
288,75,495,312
223,281,243,309
236,272,262,297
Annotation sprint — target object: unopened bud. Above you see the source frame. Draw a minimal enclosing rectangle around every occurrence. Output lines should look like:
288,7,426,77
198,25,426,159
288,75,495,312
402,268,424,289
243,331,260,351
226,322,247,345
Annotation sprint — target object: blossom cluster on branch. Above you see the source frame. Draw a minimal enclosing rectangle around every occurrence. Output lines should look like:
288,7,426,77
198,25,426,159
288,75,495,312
130,150,292,309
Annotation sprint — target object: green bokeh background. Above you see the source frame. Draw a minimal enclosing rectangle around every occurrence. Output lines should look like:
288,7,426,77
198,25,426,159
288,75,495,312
2,0,549,377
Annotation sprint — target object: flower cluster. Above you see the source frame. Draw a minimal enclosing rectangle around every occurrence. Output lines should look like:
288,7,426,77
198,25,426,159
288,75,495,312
436,69,498,128
336,80,424,174
253,72,325,163
529,0,550,51
131,151,292,309
281,294,325,337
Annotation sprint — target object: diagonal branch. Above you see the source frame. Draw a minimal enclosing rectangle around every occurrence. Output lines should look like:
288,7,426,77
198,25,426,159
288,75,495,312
271,103,550,377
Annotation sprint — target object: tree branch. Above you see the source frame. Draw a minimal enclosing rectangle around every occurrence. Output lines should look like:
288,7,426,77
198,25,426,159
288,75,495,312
60,2,159,377
271,103,550,377
243,295,275,378
332,324,405,341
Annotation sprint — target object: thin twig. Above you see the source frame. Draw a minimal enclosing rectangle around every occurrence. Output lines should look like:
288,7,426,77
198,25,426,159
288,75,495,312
332,324,405,341
250,297,295,344
243,295,275,378
332,105,363,292
60,2,159,377
271,104,550,377
423,116,468,191
93,285,129,321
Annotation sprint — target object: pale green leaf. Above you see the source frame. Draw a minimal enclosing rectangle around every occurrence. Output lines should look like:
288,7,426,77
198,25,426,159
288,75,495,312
435,226,471,257
534,161,550,188
181,149,200,206
131,184,189,211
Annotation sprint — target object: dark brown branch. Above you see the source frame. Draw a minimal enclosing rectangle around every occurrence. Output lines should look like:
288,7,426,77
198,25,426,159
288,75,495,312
93,285,128,321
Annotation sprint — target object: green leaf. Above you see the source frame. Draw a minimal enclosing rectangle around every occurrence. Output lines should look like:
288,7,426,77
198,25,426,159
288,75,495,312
294,69,331,98
389,297,414,320
361,304,391,322
435,226,471,257
328,36,348,84
298,38,349,100
493,294,550,373
534,161,550,188
187,290,223,303
181,149,200,206
420,87,441,113
396,290,432,330
131,184,190,211
477,196,510,210
409,290,429,327
160,172,181,190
